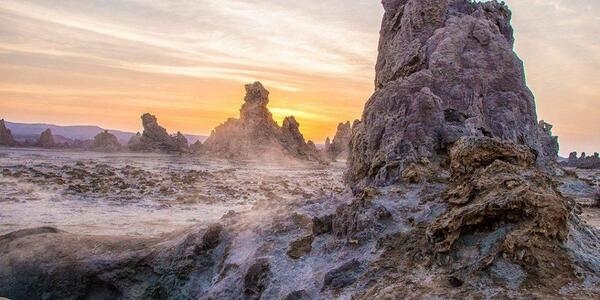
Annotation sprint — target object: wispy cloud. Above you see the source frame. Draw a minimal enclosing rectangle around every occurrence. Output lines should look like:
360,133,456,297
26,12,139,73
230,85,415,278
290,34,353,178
0,0,597,152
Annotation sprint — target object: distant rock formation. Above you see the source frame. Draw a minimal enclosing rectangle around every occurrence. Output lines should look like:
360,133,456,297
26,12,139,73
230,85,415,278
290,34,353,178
325,121,353,161
190,140,203,153
35,129,56,148
538,120,559,162
129,113,189,153
202,82,323,162
346,0,559,189
562,152,600,169
0,119,18,146
89,130,122,152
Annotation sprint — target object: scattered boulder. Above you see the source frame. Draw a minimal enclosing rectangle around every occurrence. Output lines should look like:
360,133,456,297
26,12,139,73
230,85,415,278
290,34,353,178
129,113,189,153
325,121,353,161
346,0,559,190
322,259,362,290
243,258,271,300
286,235,314,259
0,119,18,146
312,215,333,235
89,130,122,152
203,82,324,162
35,129,56,148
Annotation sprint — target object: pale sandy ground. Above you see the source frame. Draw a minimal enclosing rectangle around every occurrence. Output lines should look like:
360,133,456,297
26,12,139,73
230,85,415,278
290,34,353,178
0,148,345,236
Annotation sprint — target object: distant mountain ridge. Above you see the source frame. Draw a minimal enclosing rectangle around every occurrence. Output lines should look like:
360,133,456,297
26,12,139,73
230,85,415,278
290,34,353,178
5,121,207,144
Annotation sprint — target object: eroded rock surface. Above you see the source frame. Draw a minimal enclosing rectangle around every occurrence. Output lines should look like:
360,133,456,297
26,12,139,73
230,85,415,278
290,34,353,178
128,113,189,153
1,1,598,299
89,130,122,152
3,137,598,299
203,82,324,162
0,119,18,147
346,0,559,190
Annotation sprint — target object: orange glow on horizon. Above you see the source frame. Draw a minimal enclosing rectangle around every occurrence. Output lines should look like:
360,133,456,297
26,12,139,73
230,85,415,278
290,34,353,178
0,0,598,154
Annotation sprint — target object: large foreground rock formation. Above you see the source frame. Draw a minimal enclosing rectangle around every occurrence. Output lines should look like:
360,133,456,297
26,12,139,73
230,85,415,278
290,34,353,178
202,82,323,162
1,1,599,299
0,119,18,146
346,0,558,189
128,113,189,153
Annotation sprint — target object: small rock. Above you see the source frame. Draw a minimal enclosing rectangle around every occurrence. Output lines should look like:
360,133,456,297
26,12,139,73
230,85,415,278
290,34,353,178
244,258,271,300
323,259,362,290
448,276,464,288
312,215,333,235
287,235,314,259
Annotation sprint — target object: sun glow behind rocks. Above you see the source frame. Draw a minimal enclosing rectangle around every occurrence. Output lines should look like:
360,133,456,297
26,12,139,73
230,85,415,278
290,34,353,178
0,0,597,154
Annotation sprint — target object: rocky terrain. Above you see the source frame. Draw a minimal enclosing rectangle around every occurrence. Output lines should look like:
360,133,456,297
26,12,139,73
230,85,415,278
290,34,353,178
89,130,123,152
128,113,189,153
0,119,18,147
0,1,599,299
563,152,600,169
0,149,344,236
202,82,324,162
325,121,353,161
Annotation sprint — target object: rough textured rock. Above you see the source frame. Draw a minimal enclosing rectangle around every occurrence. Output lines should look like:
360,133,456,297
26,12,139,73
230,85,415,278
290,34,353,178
128,113,189,153
0,224,228,300
203,82,324,162
89,130,122,152
2,137,599,299
35,128,56,148
244,258,271,299
0,119,18,146
326,121,353,161
1,2,598,299
562,152,600,169
429,138,569,272
286,235,314,259
346,0,559,190
356,137,600,299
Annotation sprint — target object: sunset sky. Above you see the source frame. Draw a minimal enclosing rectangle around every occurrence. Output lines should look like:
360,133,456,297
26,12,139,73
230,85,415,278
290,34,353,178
0,0,598,155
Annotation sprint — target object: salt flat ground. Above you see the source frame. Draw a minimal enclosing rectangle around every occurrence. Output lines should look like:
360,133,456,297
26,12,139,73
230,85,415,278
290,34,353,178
1,148,598,238
0,148,345,236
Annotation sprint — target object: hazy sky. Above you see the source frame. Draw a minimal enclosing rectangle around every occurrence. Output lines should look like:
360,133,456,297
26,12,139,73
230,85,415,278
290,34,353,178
0,0,598,155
